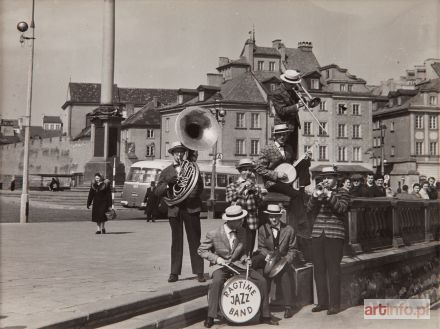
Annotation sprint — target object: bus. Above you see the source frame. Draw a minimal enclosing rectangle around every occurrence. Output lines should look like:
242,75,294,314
120,160,240,217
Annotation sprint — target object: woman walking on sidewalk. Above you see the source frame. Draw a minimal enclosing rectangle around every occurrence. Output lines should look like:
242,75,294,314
87,173,112,234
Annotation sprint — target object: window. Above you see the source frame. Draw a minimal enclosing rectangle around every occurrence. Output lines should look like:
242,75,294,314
353,147,361,161
165,142,170,156
318,146,328,160
348,84,353,92
198,91,204,101
430,142,437,155
391,146,395,157
340,84,346,92
318,122,328,136
146,145,154,157
146,129,154,139
304,145,313,159
390,122,395,132
236,113,246,128
352,124,361,138
337,146,347,161
429,96,438,105
337,124,346,138
236,139,246,155
304,122,312,135
373,121,380,130
251,113,260,129
397,97,402,105
416,142,423,155
217,174,227,188
319,100,327,111
165,118,170,132
269,61,275,71
326,70,330,79
257,61,264,71
352,104,360,115
337,104,347,115
250,140,260,155
311,79,319,89
178,94,184,104
429,115,437,129
415,115,423,129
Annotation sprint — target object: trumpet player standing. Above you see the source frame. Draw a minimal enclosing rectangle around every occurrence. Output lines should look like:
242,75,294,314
155,141,205,283
226,158,264,251
307,166,350,315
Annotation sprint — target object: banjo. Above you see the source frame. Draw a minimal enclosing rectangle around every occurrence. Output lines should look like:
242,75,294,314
274,148,313,184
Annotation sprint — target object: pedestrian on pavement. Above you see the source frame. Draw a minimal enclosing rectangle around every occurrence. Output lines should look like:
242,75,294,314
226,158,264,251
411,183,422,199
143,181,159,222
155,142,205,283
349,174,363,197
198,205,279,327
87,173,112,234
427,177,438,200
49,177,60,192
419,181,431,200
10,176,16,191
396,185,418,200
307,166,350,316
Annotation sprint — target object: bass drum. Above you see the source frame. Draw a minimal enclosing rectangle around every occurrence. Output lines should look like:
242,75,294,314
220,275,261,324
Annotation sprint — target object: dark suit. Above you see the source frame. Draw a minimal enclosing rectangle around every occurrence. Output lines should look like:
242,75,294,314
198,225,271,319
271,83,301,159
253,223,298,307
156,163,204,276
143,186,159,220
361,184,385,197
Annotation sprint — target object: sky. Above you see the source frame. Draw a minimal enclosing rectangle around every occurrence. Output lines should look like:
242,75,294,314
0,0,438,125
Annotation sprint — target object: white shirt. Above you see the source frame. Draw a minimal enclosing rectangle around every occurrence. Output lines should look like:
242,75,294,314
271,223,281,239
275,141,285,158
224,224,237,249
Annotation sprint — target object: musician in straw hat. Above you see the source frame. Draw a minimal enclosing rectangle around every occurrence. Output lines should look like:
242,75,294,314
198,205,279,327
226,158,264,251
155,141,205,283
307,166,350,315
252,204,299,319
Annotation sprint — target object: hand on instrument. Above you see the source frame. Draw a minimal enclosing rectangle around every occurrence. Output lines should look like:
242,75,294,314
277,171,288,181
217,257,228,265
244,256,252,267
265,254,271,262
313,188,324,198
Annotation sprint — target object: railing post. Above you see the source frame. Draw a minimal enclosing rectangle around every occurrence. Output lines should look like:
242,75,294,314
391,200,404,248
424,201,434,242
348,206,363,254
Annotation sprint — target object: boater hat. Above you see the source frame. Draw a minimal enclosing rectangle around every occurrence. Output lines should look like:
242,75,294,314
222,205,248,221
273,123,293,135
168,141,188,154
263,204,283,216
280,69,302,84
236,158,255,170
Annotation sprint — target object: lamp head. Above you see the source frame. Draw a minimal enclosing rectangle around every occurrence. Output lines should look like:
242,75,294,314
17,21,29,33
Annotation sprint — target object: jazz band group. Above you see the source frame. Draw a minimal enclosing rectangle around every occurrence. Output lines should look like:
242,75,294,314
155,70,349,327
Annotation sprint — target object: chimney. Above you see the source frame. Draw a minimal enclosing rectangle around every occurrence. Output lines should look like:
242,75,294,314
244,38,254,70
152,96,158,108
298,41,313,52
124,103,134,119
207,73,224,87
272,39,282,49
218,57,229,67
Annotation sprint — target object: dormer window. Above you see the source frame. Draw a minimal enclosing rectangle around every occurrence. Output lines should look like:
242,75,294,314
311,79,319,90
178,94,184,104
198,90,204,102
389,99,394,107
340,84,346,92
257,61,264,71
397,97,402,105
430,95,437,105
348,84,353,92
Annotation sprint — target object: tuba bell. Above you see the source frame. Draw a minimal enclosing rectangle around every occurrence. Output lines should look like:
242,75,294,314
163,107,220,206
175,106,221,151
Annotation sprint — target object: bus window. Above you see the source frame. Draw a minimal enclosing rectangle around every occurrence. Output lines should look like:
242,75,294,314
227,175,235,185
127,167,143,182
217,174,227,188
204,173,212,187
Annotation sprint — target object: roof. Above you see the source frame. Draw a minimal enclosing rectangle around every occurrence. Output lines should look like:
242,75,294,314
0,135,21,145
43,116,62,124
311,164,372,176
217,71,266,104
284,47,320,74
72,126,91,141
432,62,440,78
418,78,440,92
63,82,178,108
216,57,250,70
254,46,280,57
122,100,161,129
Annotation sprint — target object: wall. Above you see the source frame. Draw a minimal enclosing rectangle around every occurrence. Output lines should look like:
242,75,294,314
0,137,92,178
67,105,96,138
122,127,161,160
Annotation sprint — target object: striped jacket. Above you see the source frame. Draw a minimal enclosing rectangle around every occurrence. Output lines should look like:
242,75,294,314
306,188,350,240
226,178,263,230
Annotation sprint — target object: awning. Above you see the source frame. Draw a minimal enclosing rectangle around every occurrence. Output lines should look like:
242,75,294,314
310,164,373,178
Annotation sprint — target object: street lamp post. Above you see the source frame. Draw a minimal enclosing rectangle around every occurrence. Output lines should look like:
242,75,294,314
17,0,36,223
380,121,387,176
207,94,226,220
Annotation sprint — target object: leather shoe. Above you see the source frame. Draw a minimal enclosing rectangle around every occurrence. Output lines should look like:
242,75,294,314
327,307,340,315
95,230,101,234
168,274,178,283
101,229,106,234
284,307,294,318
203,317,214,328
197,273,206,282
260,317,279,325
312,304,328,312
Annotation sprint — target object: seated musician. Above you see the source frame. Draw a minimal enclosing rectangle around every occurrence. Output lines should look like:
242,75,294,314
252,204,298,319
198,205,279,328
226,158,264,251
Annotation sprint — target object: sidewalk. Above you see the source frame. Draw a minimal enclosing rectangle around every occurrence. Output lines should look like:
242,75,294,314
1,220,439,329
0,219,218,328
